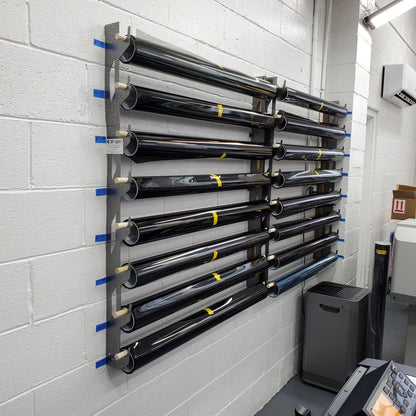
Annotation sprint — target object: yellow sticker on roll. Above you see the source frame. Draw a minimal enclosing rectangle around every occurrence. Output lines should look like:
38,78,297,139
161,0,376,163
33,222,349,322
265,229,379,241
210,174,222,187
318,102,324,111
204,307,214,315
212,211,218,226
376,249,387,255
219,153,227,159
217,104,223,117
210,251,218,262
212,272,221,281
316,148,322,160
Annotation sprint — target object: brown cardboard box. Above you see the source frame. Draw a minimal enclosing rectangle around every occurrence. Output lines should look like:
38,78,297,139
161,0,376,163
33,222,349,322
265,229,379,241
391,184,416,220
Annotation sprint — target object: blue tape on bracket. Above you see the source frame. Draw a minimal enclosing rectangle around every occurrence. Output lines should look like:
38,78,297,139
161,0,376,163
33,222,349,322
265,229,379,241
95,136,106,143
96,275,115,286
96,357,108,369
95,233,110,242
96,321,110,332
93,89,110,99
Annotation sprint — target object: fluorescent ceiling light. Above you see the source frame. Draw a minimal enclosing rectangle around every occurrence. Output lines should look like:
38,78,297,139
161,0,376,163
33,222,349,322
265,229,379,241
363,0,416,29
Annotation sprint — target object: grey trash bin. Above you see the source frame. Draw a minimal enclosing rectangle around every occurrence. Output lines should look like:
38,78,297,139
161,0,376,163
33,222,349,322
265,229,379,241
302,281,368,392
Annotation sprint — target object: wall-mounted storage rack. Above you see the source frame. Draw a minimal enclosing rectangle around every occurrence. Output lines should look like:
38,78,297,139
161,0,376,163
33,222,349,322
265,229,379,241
102,22,347,372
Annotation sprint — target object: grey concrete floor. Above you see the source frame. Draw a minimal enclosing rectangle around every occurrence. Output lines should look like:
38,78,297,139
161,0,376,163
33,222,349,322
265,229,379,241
255,374,335,416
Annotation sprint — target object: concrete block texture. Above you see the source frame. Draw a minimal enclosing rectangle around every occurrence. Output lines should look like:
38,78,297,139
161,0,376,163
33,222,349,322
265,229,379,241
5,0,413,416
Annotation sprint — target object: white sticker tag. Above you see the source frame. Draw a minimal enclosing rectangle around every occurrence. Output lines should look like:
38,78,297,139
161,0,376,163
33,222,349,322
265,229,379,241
106,138,124,154
393,199,406,214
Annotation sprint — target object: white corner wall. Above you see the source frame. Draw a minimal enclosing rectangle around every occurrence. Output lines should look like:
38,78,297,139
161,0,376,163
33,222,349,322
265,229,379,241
0,1,333,416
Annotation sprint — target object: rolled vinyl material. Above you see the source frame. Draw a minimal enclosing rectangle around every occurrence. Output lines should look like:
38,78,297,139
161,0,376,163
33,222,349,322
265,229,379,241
273,143,344,162
273,192,342,217
272,169,342,189
367,242,391,359
124,172,270,200
123,201,271,246
268,252,338,297
275,86,348,117
120,35,277,100
270,233,338,269
121,284,269,373
121,257,270,332
124,231,271,288
122,85,276,129
124,132,273,162
274,111,346,140
272,212,341,241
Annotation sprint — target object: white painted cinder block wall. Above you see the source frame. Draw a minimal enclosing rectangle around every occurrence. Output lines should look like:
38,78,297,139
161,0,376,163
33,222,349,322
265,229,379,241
2,0,414,415
0,1,335,415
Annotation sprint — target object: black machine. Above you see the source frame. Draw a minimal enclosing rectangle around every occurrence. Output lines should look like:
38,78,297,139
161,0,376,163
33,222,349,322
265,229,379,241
296,359,416,416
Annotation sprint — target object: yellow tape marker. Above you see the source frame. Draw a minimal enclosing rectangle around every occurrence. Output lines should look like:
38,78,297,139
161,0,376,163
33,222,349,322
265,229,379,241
314,170,319,175
210,251,218,262
212,272,221,281
318,102,324,111
204,307,214,315
217,104,223,117
212,211,218,226
376,249,387,255
316,148,322,160
219,153,227,159
210,174,222,187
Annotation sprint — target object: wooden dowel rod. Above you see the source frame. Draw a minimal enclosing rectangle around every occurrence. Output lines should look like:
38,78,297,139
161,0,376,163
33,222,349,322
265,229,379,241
115,222,130,230
113,177,131,184
115,33,128,41
112,308,129,320
114,350,129,361
115,264,130,274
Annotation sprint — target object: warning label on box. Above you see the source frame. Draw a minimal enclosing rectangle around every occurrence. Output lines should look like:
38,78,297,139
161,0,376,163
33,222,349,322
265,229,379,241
393,199,406,214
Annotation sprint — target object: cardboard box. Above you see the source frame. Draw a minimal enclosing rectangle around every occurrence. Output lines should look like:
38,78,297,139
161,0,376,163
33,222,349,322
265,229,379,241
391,184,416,220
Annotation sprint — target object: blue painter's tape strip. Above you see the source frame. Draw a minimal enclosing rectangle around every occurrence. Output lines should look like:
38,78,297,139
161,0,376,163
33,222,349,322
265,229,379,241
344,154,350,157
93,89,110,99
96,275,115,286
347,111,352,115
95,136,106,143
341,194,348,198
96,321,110,332
93,39,106,48
338,238,345,242
342,172,349,177
95,233,110,242
338,254,345,259
96,357,108,369
345,133,351,137
96,188,107,196
340,218,346,222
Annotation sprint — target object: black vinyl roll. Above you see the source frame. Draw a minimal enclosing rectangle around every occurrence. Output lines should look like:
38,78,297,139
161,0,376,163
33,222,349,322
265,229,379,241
270,233,338,269
120,35,277,100
367,242,391,359
121,257,270,332
121,284,269,373
274,111,346,140
273,143,344,162
122,85,276,129
124,231,271,288
272,169,342,189
272,212,341,241
273,192,342,217
123,172,270,200
275,86,348,117
123,201,271,246
124,131,272,162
